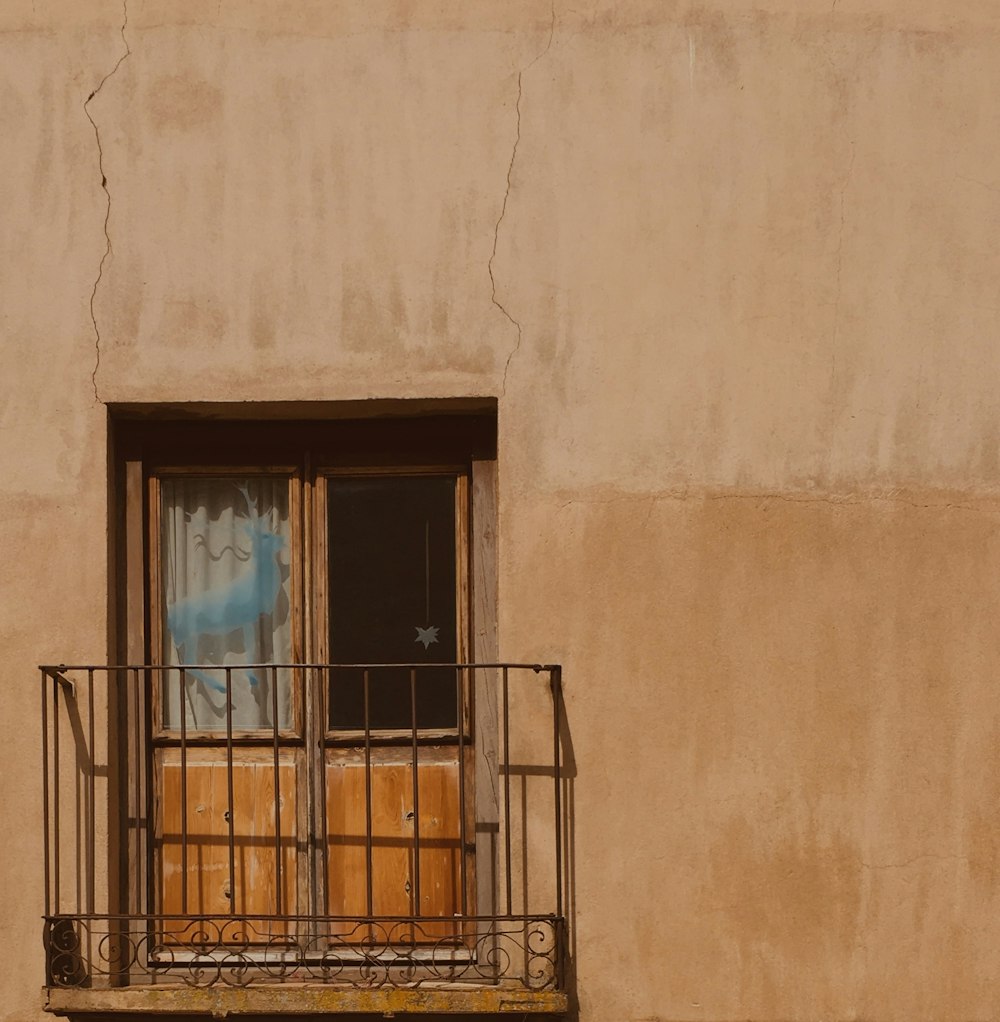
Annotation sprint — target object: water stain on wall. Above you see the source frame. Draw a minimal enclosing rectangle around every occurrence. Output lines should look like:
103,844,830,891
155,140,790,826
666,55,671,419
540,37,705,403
147,74,223,133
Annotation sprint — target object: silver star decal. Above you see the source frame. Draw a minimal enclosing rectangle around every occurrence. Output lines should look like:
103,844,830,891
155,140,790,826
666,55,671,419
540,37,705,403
414,625,439,650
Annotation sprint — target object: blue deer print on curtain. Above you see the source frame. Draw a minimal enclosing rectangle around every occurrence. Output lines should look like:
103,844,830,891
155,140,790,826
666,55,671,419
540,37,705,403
162,478,291,729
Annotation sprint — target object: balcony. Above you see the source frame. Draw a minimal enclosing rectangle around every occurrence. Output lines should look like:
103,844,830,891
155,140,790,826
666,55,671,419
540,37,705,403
40,663,568,1015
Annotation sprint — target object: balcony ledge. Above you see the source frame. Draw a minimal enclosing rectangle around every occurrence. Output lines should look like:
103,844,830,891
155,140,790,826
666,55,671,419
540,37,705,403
44,985,568,1016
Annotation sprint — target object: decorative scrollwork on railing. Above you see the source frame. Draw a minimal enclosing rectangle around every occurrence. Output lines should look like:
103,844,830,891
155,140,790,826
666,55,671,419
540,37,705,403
44,915,563,991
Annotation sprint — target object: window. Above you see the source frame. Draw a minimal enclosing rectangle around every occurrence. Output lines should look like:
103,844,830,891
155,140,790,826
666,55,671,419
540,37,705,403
41,404,567,1012
127,413,492,932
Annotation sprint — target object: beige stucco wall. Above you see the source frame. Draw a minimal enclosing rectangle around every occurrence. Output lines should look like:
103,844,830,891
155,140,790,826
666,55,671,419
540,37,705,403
4,0,1000,1019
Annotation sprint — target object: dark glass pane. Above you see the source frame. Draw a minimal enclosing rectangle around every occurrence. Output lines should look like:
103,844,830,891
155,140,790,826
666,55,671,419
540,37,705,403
328,476,457,730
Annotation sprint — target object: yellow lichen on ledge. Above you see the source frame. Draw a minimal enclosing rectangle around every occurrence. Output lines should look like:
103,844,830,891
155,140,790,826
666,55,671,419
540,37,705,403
44,984,568,1016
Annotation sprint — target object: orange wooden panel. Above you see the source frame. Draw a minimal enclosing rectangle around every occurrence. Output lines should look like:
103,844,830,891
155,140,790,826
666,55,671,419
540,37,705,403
159,761,296,938
326,761,462,941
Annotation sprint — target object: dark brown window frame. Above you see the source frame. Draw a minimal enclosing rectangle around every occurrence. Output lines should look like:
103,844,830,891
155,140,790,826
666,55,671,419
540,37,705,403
108,403,499,933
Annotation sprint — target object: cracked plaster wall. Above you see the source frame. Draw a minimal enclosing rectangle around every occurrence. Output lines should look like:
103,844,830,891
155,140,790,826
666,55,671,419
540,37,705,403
3,1,1000,1019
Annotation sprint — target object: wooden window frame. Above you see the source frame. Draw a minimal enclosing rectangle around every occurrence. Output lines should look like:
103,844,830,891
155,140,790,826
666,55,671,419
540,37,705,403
314,464,471,744
148,465,306,743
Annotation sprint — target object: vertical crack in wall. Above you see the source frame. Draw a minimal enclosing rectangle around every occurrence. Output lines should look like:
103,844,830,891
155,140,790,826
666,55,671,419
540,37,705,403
488,2,556,395
83,0,131,404
489,71,525,395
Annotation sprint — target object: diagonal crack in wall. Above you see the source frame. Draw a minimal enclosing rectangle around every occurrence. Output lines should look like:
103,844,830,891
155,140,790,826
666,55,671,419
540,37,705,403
83,0,131,405
488,1,555,396
489,70,525,395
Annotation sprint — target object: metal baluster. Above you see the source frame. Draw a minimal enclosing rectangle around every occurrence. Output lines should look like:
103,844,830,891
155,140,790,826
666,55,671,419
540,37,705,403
225,667,235,914
363,669,373,919
132,669,139,915
552,666,563,921
41,670,51,918
410,667,421,917
87,668,96,914
145,669,155,920
456,665,468,917
319,667,330,918
271,665,282,916
53,672,61,915
179,668,188,915
502,666,512,916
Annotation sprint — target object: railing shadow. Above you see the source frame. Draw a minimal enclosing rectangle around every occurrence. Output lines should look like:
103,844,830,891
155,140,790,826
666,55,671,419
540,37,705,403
48,672,110,918
504,690,577,1016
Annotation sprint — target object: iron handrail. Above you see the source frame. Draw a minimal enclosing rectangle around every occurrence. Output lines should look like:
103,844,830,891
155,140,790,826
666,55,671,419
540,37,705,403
40,662,567,992
40,661,558,673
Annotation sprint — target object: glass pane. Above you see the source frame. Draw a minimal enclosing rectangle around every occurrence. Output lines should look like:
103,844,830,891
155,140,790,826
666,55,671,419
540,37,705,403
160,476,292,731
328,475,457,730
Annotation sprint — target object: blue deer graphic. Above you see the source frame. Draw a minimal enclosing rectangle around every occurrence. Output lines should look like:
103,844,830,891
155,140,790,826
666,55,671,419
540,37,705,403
166,482,287,723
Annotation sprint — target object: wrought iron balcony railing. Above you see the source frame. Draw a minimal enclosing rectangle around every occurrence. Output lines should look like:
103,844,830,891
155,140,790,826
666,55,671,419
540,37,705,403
39,663,566,1001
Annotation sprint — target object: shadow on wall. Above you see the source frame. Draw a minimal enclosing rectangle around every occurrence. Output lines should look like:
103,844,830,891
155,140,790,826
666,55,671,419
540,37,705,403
507,689,579,1020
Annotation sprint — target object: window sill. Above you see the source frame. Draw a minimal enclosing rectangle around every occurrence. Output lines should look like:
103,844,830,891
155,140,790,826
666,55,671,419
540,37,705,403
44,985,568,1016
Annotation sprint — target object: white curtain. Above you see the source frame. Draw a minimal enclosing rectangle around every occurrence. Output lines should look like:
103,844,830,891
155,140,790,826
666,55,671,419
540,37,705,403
160,476,292,731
